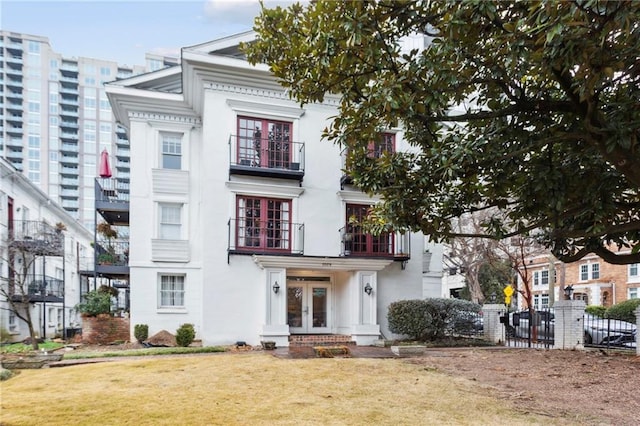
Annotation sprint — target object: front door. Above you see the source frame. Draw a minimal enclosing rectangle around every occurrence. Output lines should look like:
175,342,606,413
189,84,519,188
287,280,331,334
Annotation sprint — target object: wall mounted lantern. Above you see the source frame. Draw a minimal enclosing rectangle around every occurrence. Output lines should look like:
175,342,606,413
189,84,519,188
364,283,373,295
273,281,280,294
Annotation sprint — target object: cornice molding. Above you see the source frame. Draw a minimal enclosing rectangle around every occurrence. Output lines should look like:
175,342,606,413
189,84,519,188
205,81,340,107
128,111,202,127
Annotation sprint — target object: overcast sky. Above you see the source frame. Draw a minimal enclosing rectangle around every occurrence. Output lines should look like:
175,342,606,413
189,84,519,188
1,0,296,66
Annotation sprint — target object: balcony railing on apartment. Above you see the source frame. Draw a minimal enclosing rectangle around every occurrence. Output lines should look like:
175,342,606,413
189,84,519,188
228,135,305,182
95,240,129,267
9,220,65,256
95,178,130,204
9,276,64,303
338,226,410,261
228,219,304,256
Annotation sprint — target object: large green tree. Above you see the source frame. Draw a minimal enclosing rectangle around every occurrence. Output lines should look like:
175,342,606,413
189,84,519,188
244,0,640,264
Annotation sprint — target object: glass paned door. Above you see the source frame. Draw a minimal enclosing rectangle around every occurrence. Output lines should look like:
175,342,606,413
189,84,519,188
287,281,330,334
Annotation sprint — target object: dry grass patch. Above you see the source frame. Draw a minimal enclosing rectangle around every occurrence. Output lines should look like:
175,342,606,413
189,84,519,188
2,353,572,425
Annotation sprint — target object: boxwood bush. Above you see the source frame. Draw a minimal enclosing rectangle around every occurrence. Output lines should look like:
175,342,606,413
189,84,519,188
134,324,149,343
388,298,481,341
605,299,640,323
176,323,196,347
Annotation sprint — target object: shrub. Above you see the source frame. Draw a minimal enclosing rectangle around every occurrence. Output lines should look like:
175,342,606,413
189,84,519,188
387,300,431,341
585,305,606,318
75,290,112,317
605,299,640,323
387,298,481,341
134,324,149,343
0,327,12,343
176,323,195,347
0,368,15,381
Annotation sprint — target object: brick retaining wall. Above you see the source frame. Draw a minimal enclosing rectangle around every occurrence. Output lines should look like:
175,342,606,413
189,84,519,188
81,314,130,344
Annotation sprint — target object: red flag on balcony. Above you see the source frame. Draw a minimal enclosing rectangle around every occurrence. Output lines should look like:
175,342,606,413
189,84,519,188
99,149,112,178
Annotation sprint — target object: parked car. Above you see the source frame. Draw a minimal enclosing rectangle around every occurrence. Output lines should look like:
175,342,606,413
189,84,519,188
506,310,554,340
583,314,637,346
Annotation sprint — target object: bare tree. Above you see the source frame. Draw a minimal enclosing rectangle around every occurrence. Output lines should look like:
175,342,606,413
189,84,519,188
0,246,41,350
446,213,502,303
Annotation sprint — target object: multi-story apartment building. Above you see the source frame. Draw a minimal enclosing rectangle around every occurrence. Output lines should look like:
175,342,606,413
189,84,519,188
0,31,177,229
0,157,93,341
105,32,441,347
519,252,639,310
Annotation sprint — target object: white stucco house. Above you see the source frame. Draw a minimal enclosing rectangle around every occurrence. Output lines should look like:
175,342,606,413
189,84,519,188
0,158,94,341
105,32,441,347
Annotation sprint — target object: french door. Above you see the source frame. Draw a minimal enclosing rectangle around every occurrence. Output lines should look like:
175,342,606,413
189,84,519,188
237,116,291,168
287,280,331,334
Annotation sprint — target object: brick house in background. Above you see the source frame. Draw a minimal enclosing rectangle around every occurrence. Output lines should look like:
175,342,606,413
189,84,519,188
519,251,639,310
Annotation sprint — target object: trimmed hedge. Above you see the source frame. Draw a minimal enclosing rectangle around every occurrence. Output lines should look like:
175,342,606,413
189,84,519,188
388,298,481,341
585,305,606,318
605,299,640,323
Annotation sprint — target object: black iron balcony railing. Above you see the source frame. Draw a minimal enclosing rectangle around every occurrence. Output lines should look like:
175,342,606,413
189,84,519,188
339,226,410,261
228,135,305,180
95,240,129,266
228,219,304,255
9,220,64,256
25,276,64,298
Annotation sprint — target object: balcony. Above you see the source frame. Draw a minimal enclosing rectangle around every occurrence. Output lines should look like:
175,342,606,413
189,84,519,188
338,227,410,262
95,239,129,278
60,177,79,187
60,108,79,118
9,220,65,256
228,219,304,256
95,178,130,225
9,276,64,303
228,134,305,182
60,142,79,153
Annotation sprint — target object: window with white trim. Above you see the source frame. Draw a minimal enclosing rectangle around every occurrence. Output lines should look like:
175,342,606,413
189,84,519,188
159,275,185,307
161,132,182,170
629,264,639,282
580,263,600,281
8,313,16,331
629,288,638,299
159,203,182,239
533,270,549,286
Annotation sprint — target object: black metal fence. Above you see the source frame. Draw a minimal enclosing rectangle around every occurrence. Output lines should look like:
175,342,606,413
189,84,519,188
583,313,637,351
502,307,555,349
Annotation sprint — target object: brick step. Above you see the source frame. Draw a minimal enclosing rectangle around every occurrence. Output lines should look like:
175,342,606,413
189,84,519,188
289,334,355,347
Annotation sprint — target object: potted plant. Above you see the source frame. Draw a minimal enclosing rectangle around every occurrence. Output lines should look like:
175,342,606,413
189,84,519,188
98,252,117,265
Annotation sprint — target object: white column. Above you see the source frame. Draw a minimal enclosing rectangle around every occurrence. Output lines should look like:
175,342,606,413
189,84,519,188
635,306,640,357
260,268,289,347
553,300,586,350
351,271,380,345
482,304,507,344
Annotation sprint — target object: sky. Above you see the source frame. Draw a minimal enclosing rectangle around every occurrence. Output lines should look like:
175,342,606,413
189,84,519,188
1,0,295,66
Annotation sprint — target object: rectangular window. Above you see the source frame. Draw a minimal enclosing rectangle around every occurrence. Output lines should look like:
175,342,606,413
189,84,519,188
541,294,549,308
629,264,639,281
161,133,182,169
159,275,185,307
237,116,292,168
540,270,549,286
579,263,600,281
580,264,589,281
345,204,392,256
629,288,638,299
8,313,16,331
533,271,540,286
159,203,182,239
591,263,599,280
236,196,291,251
533,294,540,310
369,133,396,158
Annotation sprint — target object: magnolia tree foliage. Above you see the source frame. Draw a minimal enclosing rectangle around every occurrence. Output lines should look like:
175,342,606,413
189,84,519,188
245,0,640,264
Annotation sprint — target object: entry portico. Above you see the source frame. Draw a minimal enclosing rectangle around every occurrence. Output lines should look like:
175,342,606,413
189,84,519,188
256,255,394,347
